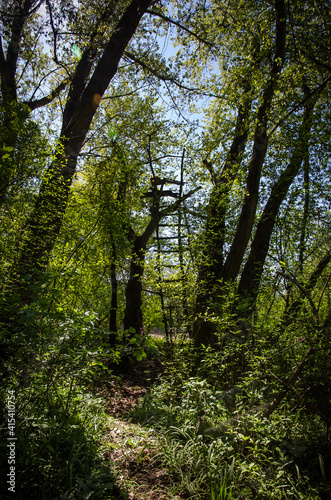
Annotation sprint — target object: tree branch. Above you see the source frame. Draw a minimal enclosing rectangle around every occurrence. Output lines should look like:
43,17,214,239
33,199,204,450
24,79,69,110
146,9,213,47
123,50,221,98
46,0,60,64
237,87,317,313
269,74,331,137
264,347,312,417
283,249,331,326
222,0,287,283
159,187,201,218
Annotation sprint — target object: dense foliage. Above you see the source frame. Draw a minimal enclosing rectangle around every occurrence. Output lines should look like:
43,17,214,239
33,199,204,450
0,0,330,498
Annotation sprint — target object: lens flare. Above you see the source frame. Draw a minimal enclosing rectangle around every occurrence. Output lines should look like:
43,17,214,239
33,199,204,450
72,44,82,60
107,125,118,140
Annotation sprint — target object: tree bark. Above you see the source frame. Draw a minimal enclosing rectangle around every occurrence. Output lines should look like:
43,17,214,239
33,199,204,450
237,89,317,315
108,263,118,342
0,0,39,206
194,94,252,316
193,0,286,346
298,155,310,271
123,183,199,334
12,0,153,298
221,0,286,284
123,238,146,334
123,216,161,334
0,0,37,102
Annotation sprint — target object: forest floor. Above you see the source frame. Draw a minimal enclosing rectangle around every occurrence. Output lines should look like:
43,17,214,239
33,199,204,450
95,359,179,500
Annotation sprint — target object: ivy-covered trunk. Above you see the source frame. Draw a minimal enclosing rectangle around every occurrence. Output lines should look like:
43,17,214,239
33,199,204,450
193,0,287,346
122,211,161,334
237,88,318,316
12,0,153,299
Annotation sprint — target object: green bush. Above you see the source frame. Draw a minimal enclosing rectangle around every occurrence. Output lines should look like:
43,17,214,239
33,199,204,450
0,305,124,499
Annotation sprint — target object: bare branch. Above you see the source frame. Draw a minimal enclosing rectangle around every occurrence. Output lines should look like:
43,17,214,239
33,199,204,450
160,186,201,218
269,74,331,137
123,50,221,98
264,347,312,417
24,79,69,110
46,0,60,64
146,9,213,48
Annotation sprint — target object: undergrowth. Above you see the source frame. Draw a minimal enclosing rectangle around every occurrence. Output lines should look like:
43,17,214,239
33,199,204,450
1,297,330,499
132,338,331,500
0,303,157,499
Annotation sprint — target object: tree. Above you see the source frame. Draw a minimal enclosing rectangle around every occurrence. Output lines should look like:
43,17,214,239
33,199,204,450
191,0,287,344
45,89,200,341
1,0,330,350
123,174,198,334
0,0,154,320
237,85,319,315
166,0,331,346
0,1,66,206
87,104,198,336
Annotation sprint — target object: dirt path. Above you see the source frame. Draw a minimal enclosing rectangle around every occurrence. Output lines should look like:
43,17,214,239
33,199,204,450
96,363,178,500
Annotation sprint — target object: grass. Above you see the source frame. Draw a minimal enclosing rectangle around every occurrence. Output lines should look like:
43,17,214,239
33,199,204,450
1,324,330,499
130,348,331,500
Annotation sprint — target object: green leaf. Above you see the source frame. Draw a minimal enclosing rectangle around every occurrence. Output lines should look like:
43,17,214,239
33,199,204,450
72,44,82,60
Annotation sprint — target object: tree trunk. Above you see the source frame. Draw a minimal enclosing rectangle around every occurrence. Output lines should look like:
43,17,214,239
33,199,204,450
123,238,146,334
12,0,153,299
122,210,161,334
298,155,310,272
221,0,286,284
108,262,118,345
237,89,317,316
0,0,36,103
0,0,41,205
156,225,169,340
122,180,197,334
193,0,286,346
193,95,252,344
